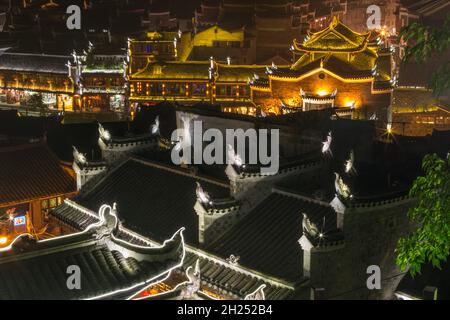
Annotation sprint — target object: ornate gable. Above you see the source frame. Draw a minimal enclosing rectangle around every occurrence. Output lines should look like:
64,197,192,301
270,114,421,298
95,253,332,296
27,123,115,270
294,16,371,53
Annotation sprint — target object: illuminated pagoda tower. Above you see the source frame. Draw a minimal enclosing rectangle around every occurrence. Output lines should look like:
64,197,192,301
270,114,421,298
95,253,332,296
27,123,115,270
250,16,394,117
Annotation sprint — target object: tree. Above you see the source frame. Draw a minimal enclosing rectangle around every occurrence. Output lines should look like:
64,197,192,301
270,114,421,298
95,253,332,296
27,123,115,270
396,154,450,276
400,13,450,96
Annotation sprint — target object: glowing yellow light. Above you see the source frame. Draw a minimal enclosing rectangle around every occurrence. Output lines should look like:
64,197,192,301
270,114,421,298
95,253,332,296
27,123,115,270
0,237,7,245
345,101,355,107
317,90,328,97
386,123,393,134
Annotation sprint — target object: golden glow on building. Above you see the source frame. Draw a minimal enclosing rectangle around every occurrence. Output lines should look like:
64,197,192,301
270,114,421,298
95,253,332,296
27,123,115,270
0,237,8,245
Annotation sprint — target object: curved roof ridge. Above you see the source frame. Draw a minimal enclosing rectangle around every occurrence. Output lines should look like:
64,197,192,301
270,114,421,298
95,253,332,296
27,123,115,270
296,16,371,53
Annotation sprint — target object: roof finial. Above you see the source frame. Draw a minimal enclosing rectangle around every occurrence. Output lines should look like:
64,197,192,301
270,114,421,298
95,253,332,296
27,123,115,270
331,16,338,28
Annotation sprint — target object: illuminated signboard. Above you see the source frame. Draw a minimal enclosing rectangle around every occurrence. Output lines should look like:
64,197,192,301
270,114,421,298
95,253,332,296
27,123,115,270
1,203,29,218
13,216,26,227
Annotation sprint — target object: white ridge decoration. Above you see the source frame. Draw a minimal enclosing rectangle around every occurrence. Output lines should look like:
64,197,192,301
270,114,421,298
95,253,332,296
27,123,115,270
150,116,160,135
226,254,240,266
300,88,306,97
179,259,202,299
334,172,351,199
244,284,266,300
98,123,111,142
196,182,211,204
15,202,187,301
345,150,356,174
302,213,319,238
322,131,333,156
227,144,244,167
72,146,87,165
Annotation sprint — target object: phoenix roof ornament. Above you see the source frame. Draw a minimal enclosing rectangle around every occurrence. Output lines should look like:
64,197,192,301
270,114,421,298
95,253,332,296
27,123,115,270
322,131,333,156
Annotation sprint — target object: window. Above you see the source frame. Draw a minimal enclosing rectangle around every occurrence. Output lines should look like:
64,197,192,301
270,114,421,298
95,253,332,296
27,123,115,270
136,82,142,94
239,86,250,97
49,198,57,208
155,83,164,94
231,86,238,96
166,83,186,96
42,197,61,211
192,83,207,96
216,85,230,96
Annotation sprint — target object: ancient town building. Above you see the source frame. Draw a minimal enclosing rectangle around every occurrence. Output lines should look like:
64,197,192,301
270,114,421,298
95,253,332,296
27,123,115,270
0,53,75,110
251,17,393,116
0,46,126,113
127,17,393,117
49,104,418,300
0,142,77,243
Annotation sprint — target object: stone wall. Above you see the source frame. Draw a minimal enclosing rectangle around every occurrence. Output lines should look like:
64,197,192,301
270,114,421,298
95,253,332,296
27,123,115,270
308,198,415,299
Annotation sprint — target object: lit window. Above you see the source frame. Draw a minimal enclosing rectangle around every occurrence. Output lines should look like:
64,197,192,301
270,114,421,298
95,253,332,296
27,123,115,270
49,198,57,208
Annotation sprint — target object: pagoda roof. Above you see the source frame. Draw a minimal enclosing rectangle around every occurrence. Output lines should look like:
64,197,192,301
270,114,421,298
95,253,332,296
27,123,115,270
267,41,387,81
294,16,371,53
49,159,295,299
130,62,210,81
269,54,377,81
0,202,184,300
0,143,77,207
208,188,340,283
61,158,230,245
51,200,295,300
0,52,70,75
215,64,267,83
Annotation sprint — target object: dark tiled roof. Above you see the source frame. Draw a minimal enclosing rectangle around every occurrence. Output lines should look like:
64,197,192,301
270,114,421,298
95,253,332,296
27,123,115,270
284,55,374,79
51,202,100,230
50,202,295,299
0,229,182,300
216,64,267,83
104,133,159,146
208,190,338,283
250,78,269,88
75,158,230,245
299,18,370,52
183,251,294,299
373,81,392,91
0,52,70,74
131,62,210,80
0,143,77,206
